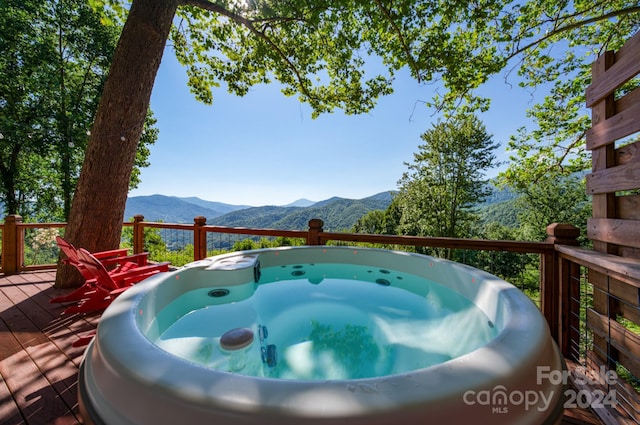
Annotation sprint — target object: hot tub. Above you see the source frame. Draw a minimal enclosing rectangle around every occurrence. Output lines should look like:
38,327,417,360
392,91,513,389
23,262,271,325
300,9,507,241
78,246,565,424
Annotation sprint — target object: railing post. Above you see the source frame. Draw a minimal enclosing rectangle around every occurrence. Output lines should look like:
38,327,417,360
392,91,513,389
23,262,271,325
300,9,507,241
193,216,207,261
2,215,23,275
544,223,580,349
133,215,145,254
307,219,324,245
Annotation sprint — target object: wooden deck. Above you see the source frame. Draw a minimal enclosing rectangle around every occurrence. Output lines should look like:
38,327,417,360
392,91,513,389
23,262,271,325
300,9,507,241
0,271,98,425
0,271,604,425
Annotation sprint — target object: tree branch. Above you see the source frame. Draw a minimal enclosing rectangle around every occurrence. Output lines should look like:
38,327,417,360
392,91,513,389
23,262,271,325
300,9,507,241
531,130,587,184
372,0,420,82
179,0,317,103
507,5,640,59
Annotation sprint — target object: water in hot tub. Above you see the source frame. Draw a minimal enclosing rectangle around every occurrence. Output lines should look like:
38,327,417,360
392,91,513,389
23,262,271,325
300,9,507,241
151,263,498,380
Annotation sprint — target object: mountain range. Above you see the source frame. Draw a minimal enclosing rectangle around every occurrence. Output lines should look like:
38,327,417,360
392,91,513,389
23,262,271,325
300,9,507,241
124,192,396,231
124,182,520,232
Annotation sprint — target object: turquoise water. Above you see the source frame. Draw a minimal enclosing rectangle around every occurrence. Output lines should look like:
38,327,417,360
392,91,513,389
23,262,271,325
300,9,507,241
151,263,498,380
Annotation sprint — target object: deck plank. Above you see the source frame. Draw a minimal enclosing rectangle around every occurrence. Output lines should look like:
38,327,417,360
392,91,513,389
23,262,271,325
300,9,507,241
0,271,608,425
0,320,26,425
0,272,88,425
563,406,607,424
0,306,72,425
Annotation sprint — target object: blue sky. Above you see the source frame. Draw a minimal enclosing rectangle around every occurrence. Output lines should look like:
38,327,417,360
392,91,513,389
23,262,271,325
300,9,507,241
129,50,542,206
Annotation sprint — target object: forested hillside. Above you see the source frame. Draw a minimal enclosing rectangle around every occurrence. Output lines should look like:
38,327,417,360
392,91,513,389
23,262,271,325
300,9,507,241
124,184,522,231
210,193,395,231
477,199,521,228
475,183,521,227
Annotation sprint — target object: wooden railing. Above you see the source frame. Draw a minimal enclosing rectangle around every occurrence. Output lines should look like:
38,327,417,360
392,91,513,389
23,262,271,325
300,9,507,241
554,245,640,424
577,29,640,424
1,213,559,319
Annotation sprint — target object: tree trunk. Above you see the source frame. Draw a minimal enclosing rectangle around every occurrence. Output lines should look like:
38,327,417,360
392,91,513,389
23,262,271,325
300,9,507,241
55,0,178,288
0,144,20,215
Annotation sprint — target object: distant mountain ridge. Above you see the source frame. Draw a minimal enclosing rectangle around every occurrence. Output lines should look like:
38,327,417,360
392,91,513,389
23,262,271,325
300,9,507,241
283,198,315,207
174,196,251,214
124,192,396,230
124,195,248,223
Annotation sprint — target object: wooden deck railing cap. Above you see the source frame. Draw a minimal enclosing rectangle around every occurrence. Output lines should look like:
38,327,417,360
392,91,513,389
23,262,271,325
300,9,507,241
308,218,324,229
546,223,580,245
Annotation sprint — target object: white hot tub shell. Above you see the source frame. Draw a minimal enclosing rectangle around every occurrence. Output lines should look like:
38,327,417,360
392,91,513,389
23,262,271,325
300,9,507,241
78,246,565,425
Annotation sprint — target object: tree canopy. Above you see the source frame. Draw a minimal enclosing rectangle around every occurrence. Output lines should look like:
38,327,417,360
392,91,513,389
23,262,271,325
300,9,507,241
0,0,158,219
96,1,639,118
56,0,639,286
496,1,639,186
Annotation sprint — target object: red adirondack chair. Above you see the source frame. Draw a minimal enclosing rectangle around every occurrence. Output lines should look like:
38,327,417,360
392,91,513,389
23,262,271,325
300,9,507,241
51,236,150,304
62,248,169,316
68,248,170,347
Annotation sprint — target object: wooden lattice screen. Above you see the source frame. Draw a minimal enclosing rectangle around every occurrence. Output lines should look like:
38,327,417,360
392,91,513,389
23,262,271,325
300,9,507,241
584,30,640,422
